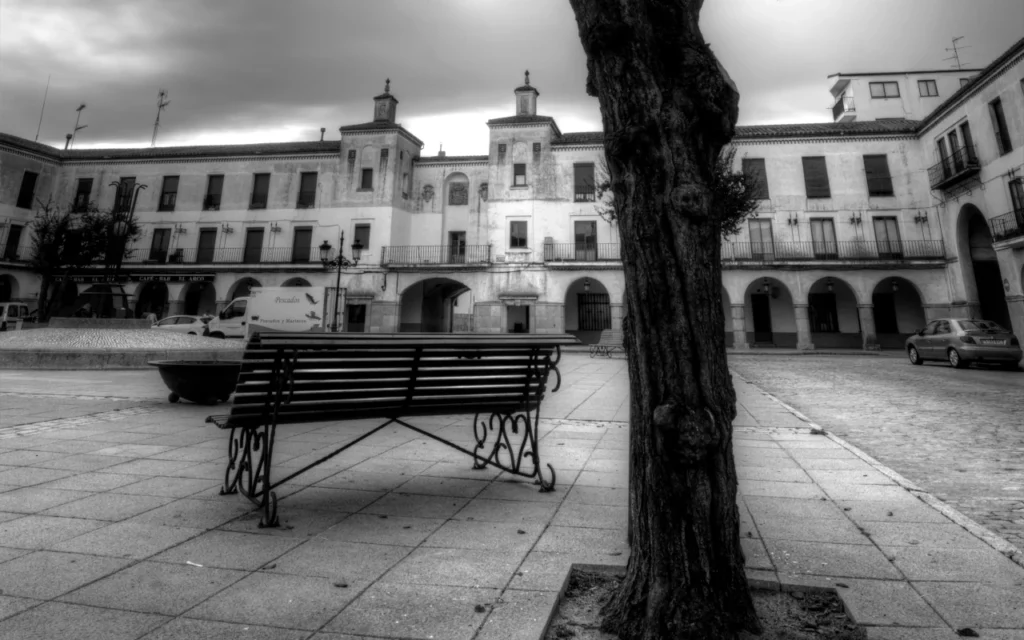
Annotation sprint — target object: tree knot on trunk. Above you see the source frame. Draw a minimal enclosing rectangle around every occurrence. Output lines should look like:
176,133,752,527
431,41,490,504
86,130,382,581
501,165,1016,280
653,405,720,463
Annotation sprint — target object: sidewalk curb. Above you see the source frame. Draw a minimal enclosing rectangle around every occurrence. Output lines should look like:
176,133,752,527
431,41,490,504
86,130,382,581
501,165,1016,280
732,371,1024,571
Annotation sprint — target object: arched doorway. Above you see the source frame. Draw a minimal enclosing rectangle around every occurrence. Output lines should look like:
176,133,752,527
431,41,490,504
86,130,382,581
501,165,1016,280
0,275,18,302
228,277,261,301
743,277,796,347
564,277,611,344
872,277,926,349
74,285,131,318
282,277,311,287
135,282,169,319
959,205,1010,326
807,277,861,349
400,278,471,332
182,282,217,316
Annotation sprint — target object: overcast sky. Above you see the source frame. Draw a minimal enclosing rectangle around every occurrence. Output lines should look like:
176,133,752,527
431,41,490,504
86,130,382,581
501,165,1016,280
2,0,1021,155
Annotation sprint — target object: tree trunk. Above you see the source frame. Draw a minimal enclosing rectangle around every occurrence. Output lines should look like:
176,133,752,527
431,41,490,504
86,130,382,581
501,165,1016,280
568,1,760,638
36,275,53,323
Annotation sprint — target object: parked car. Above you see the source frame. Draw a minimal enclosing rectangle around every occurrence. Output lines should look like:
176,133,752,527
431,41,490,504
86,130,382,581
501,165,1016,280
151,315,210,336
906,318,1022,370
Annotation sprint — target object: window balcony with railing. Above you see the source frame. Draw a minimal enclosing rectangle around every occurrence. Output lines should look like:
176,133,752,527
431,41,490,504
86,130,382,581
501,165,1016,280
381,245,491,266
720,240,945,263
249,195,268,210
928,145,980,190
121,245,324,265
991,209,1024,243
543,243,621,262
831,95,856,122
296,190,316,209
574,191,597,203
202,195,221,211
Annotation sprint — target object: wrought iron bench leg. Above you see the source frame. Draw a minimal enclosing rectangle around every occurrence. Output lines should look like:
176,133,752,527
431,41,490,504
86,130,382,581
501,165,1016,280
470,411,556,492
220,424,279,527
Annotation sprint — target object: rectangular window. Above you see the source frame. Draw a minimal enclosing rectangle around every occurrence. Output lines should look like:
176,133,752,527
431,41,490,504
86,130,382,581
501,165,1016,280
873,217,902,259
360,168,373,190
114,177,136,213
158,176,178,212
948,130,964,172
748,219,774,258
150,228,171,263
353,224,370,253
243,228,264,263
1009,178,1024,215
574,221,597,260
863,155,894,196
73,178,93,212
989,98,1013,155
574,164,595,202
513,163,527,187
291,227,312,263
3,224,23,260
869,81,900,98
204,175,224,210
16,171,38,209
937,138,951,177
509,220,528,248
742,158,769,200
449,231,466,263
918,80,938,97
960,122,977,163
801,156,831,198
196,228,217,263
297,172,317,208
250,173,270,209
810,219,837,258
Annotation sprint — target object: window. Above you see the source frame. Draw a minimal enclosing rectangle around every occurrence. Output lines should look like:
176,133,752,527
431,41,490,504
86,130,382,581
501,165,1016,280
873,217,902,259
150,228,171,263
741,158,769,200
73,178,93,212
513,163,527,187
291,227,312,263
449,231,466,263
360,168,373,190
748,219,773,258
196,228,217,263
960,122,977,163
204,175,224,210
244,228,264,263
918,80,938,97
574,221,597,259
114,177,136,213
250,173,270,209
801,156,831,198
989,98,1012,155
353,224,370,253
297,172,317,208
869,81,900,98
16,171,38,209
1009,178,1024,214
158,176,178,212
3,224,23,260
509,220,528,248
574,164,595,202
810,219,837,258
960,78,971,88
863,155,894,196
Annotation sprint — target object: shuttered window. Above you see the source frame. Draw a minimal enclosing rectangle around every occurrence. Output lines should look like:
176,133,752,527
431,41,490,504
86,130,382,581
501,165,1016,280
801,157,831,199
989,98,1012,155
742,158,769,200
863,155,894,197
16,171,38,209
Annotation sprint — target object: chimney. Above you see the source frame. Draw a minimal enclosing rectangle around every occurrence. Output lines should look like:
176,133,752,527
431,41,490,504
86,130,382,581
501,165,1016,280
319,127,326,142
438,143,445,158
64,133,73,150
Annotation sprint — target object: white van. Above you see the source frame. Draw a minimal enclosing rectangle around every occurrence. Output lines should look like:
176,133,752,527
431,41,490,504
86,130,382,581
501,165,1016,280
0,302,32,332
206,298,249,339
205,287,328,339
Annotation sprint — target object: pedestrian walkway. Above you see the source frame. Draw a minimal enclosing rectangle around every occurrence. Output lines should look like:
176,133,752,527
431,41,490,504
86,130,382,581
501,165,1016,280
0,356,1020,639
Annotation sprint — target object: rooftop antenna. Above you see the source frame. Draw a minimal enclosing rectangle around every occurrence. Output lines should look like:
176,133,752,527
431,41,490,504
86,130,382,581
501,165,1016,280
34,74,51,142
69,103,87,149
944,36,971,70
151,89,171,147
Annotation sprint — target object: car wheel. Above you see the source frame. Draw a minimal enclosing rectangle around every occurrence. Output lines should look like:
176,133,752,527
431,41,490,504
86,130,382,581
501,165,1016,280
210,332,225,339
188,332,196,336
907,346,923,365
947,348,968,369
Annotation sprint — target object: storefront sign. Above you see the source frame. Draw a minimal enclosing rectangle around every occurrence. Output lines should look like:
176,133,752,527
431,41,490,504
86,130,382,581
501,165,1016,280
57,272,215,283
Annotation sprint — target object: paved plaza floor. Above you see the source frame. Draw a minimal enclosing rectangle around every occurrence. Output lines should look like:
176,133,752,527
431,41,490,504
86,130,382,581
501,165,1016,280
0,354,1022,639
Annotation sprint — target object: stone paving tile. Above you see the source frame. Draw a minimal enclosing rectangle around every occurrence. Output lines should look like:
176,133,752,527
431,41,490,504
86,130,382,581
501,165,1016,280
736,467,813,483
551,502,627,530
833,579,946,627
0,602,169,640
762,539,902,579
269,538,409,583
837,499,954,524
0,466,75,487
452,498,560,524
0,551,132,599
474,589,561,640
755,513,872,545
110,476,219,498
219,508,349,538
862,522,995,550
357,491,466,519
40,492,175,521
0,487,93,513
739,479,828,500
475,480,565,503
0,514,108,549
741,537,773,570
152,530,304,571
423,519,544,552
0,596,39,624
138,618,310,640
806,468,897,486
863,628,960,639
886,547,1024,586
318,513,446,546
34,453,135,472
507,551,575,592
52,522,204,559
0,450,68,466
389,474,490,498
914,581,1024,629
379,547,526,589
126,497,253,529
533,525,627,561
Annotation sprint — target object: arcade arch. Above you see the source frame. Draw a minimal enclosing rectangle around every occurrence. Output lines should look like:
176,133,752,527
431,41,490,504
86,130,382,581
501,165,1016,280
743,277,796,347
806,276,861,349
135,282,169,318
227,277,261,301
182,282,217,316
871,277,926,349
564,277,611,344
0,274,18,302
958,204,1010,326
281,277,312,287
399,277,471,332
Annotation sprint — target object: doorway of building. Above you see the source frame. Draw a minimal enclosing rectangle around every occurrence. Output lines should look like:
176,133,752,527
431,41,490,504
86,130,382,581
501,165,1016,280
508,306,530,333
346,304,366,332
751,294,772,344
966,212,1010,327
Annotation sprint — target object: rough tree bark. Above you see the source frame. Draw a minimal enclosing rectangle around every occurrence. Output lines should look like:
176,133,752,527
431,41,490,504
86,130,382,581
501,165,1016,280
567,1,760,638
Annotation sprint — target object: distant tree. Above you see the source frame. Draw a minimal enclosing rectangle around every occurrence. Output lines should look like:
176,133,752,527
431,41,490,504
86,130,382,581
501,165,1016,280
28,199,139,322
569,0,761,639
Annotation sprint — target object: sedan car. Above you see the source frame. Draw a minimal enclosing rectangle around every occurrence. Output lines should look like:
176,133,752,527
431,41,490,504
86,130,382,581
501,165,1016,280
906,318,1022,370
151,315,210,336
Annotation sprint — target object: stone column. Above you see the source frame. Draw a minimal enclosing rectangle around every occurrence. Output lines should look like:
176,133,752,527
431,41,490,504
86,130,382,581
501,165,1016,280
857,304,881,350
923,304,949,323
610,303,624,331
730,304,749,350
1005,295,1024,344
794,304,815,350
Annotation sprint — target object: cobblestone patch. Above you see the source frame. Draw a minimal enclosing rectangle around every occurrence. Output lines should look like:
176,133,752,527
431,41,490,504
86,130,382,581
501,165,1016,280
730,355,1024,550
0,328,244,351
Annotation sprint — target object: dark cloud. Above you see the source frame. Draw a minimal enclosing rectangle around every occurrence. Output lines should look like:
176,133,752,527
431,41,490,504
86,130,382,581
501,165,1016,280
1,0,1020,154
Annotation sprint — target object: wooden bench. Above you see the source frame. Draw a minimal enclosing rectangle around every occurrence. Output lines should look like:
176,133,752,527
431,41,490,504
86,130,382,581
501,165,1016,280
207,332,579,527
589,330,624,358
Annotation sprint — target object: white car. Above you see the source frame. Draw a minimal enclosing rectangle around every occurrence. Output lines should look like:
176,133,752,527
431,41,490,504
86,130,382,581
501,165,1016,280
151,315,210,336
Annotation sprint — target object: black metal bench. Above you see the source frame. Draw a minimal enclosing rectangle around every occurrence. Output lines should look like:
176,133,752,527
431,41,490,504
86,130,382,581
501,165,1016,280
206,332,578,527
589,330,624,358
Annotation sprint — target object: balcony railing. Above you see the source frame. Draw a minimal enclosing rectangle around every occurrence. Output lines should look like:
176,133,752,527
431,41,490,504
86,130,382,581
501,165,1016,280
544,243,621,262
831,96,856,122
381,245,491,266
121,245,324,265
202,195,221,211
296,190,316,208
991,210,1024,242
721,240,945,262
928,145,980,190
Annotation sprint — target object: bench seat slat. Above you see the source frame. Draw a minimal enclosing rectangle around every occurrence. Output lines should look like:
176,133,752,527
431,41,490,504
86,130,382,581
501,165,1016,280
235,375,543,395
237,366,543,384
228,383,546,406
219,398,541,427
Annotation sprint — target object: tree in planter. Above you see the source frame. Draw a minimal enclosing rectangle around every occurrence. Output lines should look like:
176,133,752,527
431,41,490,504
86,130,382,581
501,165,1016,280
28,200,140,322
568,0,761,638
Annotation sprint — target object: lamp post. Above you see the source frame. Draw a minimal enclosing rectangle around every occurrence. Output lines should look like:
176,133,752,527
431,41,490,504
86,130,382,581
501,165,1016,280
319,231,363,332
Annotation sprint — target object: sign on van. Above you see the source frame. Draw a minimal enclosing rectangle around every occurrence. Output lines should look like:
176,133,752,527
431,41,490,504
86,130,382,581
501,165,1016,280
245,287,327,338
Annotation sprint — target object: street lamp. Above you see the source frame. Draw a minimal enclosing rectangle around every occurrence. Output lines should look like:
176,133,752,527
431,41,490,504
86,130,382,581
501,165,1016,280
319,231,363,332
